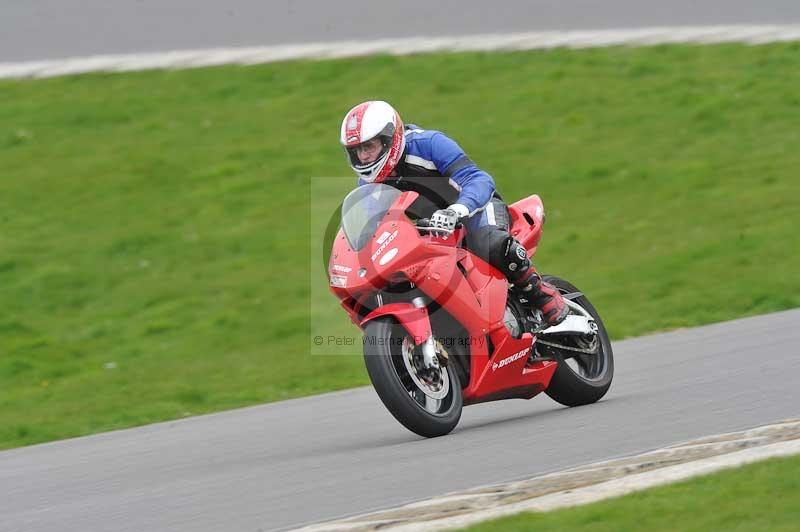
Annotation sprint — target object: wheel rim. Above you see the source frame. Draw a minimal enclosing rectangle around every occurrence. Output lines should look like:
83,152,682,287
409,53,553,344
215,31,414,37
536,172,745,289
393,336,454,415
551,295,610,383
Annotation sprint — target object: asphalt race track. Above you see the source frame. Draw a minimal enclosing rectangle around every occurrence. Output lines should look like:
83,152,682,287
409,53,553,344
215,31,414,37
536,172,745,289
3,1,800,62
1,309,798,531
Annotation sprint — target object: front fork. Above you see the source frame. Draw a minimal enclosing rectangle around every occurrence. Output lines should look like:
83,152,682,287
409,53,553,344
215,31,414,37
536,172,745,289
359,296,441,370
412,296,440,370
360,296,438,367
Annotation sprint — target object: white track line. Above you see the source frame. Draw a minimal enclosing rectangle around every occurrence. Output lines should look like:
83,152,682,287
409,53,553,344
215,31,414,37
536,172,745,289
3,25,800,80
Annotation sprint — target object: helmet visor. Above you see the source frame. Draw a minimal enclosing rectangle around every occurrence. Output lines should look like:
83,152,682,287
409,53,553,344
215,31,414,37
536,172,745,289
345,137,390,171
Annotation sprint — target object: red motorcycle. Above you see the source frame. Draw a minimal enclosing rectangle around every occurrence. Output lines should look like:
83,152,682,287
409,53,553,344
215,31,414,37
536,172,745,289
328,183,613,437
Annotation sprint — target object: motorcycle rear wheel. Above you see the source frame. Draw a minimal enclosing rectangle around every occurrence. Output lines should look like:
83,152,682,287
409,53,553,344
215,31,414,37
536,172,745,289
363,317,462,438
540,275,614,407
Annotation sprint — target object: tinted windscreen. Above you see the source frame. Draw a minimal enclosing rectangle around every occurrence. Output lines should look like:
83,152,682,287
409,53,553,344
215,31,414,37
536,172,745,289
341,184,402,251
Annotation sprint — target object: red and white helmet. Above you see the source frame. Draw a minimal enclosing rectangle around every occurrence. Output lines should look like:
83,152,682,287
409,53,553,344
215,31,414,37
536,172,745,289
340,100,405,182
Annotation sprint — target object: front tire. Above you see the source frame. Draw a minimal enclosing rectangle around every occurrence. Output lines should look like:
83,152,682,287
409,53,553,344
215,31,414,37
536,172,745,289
363,318,462,438
541,275,614,407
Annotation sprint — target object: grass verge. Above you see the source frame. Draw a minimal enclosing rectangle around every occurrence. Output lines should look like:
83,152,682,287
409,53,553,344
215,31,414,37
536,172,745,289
462,453,800,531
1,43,799,448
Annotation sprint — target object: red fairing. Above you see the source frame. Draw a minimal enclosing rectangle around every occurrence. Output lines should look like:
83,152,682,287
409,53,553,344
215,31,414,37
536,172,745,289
508,194,545,257
329,190,558,405
361,303,432,344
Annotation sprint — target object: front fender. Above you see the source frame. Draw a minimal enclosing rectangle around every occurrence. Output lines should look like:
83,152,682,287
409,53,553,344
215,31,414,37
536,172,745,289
360,303,431,345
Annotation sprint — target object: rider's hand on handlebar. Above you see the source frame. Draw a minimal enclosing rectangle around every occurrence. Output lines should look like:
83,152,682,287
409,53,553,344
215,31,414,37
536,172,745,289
430,204,468,237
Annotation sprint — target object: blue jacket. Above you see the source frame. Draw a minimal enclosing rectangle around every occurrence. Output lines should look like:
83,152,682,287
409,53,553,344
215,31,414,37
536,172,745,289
359,125,496,215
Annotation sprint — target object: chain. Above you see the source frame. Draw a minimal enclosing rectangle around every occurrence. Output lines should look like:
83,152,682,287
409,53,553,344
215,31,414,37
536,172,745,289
535,338,599,355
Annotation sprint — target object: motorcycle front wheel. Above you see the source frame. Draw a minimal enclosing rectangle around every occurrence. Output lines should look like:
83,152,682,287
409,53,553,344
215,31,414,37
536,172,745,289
363,317,462,438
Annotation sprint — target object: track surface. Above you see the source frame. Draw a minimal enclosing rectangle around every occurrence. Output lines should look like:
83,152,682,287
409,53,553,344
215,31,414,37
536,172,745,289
4,1,800,62
1,309,798,531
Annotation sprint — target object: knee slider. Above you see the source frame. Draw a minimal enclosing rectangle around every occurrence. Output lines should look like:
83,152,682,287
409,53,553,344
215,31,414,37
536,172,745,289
503,238,532,284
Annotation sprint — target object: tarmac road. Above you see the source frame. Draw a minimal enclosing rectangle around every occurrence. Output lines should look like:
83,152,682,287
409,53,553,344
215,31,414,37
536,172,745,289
1,309,798,531
3,1,800,62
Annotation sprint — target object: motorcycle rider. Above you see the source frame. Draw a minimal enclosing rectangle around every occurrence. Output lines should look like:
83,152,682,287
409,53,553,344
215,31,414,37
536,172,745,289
340,100,568,327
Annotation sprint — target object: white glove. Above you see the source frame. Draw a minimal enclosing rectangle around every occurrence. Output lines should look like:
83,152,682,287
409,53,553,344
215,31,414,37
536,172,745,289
448,204,470,219
430,204,469,235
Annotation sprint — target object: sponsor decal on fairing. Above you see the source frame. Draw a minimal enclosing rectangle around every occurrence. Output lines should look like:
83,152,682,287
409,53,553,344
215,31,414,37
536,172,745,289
378,248,399,266
330,275,348,288
371,230,399,261
491,347,531,372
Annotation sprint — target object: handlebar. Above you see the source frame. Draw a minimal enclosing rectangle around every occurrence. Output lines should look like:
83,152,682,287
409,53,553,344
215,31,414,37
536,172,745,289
415,218,462,235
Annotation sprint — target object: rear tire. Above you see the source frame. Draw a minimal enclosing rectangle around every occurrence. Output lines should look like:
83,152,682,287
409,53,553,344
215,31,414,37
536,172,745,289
541,275,614,407
363,318,462,438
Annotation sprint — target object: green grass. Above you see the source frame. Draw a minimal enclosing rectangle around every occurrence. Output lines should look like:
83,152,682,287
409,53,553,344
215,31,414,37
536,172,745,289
1,43,799,449
462,453,800,531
